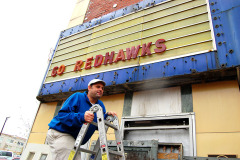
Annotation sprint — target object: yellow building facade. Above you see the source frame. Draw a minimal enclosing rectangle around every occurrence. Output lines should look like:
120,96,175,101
193,80,240,157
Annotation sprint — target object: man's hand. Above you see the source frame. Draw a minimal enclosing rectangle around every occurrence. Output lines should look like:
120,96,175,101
107,111,117,117
84,111,94,123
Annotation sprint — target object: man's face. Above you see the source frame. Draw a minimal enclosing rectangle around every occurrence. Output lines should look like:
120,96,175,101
88,82,104,99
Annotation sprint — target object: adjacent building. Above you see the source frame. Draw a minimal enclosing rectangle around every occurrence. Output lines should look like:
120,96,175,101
22,0,240,159
0,133,26,155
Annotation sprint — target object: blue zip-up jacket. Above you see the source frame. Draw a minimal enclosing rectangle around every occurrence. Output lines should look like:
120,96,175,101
48,91,107,144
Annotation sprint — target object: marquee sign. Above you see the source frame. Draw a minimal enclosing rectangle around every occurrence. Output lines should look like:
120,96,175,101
51,39,166,77
45,0,214,83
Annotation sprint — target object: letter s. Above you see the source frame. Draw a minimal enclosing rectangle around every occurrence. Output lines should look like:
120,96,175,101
154,39,166,53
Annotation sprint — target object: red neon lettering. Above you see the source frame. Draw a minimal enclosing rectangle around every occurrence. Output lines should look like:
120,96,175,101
126,45,140,60
85,57,93,70
57,65,65,75
104,51,114,65
154,39,166,53
94,55,103,67
141,42,152,56
74,60,83,71
51,66,58,77
51,38,167,77
114,49,125,62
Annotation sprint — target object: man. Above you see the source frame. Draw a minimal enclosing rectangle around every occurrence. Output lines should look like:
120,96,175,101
46,79,117,159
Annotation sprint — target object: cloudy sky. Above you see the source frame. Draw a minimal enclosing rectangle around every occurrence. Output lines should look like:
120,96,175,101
0,0,76,138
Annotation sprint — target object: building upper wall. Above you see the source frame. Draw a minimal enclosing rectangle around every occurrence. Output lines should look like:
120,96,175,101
67,0,144,29
67,0,90,29
83,0,143,23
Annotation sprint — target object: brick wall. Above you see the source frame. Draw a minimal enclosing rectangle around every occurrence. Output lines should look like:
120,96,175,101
84,0,143,23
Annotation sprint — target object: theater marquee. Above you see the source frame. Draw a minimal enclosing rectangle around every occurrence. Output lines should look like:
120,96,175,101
45,0,215,83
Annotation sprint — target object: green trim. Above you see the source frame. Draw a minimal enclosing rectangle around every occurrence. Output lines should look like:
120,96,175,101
53,101,63,117
122,91,133,117
181,85,193,113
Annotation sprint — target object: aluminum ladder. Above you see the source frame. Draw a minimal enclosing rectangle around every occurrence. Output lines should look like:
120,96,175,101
68,104,125,160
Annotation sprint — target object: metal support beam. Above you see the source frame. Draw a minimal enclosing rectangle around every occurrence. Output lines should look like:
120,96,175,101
237,66,240,90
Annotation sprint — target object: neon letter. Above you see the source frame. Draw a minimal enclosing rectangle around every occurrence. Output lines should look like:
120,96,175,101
154,39,166,53
57,65,65,75
85,57,93,70
51,66,58,77
141,42,152,56
104,51,114,65
114,49,125,62
74,60,83,71
94,55,103,67
126,45,140,60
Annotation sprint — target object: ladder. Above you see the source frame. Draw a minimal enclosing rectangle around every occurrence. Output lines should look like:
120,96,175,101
68,104,125,160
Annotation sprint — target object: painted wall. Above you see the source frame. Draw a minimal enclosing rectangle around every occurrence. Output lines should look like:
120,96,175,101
67,0,90,29
192,80,240,157
27,102,57,144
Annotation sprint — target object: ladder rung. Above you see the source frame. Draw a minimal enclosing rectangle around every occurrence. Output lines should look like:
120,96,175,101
79,147,97,155
91,120,118,130
104,121,118,130
91,121,98,127
108,149,124,156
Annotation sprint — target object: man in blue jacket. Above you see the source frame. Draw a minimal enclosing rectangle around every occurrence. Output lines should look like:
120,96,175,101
46,79,117,159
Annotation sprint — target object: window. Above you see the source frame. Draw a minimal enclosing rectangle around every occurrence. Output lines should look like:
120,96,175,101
4,144,9,149
26,152,35,160
17,147,22,152
39,154,48,160
131,87,181,116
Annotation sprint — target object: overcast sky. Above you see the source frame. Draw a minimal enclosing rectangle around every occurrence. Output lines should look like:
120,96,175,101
0,0,76,138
